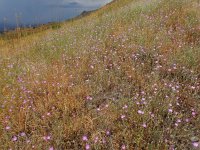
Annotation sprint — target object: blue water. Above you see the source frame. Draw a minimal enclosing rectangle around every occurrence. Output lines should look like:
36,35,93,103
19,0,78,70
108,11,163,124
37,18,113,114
0,0,112,31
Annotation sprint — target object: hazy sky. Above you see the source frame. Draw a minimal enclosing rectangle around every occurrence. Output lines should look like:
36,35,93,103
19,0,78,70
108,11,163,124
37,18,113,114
0,0,111,29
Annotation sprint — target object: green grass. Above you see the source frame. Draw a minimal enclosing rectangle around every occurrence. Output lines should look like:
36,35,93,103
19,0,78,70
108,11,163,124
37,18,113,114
0,0,200,149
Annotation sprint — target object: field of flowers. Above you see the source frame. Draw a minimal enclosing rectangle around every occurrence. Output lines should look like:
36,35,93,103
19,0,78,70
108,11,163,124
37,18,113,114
0,0,200,149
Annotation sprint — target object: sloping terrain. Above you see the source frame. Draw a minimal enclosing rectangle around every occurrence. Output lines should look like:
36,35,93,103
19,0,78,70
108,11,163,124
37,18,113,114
0,0,200,149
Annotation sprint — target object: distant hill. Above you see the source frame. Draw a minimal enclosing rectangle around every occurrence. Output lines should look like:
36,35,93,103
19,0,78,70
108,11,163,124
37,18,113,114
0,23,17,33
0,22,61,40
75,10,95,19
0,23,4,32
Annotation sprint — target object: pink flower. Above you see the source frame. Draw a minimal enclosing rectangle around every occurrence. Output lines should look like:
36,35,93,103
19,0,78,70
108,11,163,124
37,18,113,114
105,104,109,108
12,136,17,142
121,144,126,150
43,135,51,141
142,123,147,128
185,118,190,122
5,126,11,130
150,113,155,118
90,65,94,69
106,130,110,135
86,96,92,101
26,140,30,143
49,147,54,150
168,109,173,113
20,132,26,137
193,142,199,147
138,110,144,114
123,105,128,109
102,138,106,143
192,112,196,116
82,135,88,141
86,144,90,150
94,137,99,143
121,115,126,119
97,108,101,111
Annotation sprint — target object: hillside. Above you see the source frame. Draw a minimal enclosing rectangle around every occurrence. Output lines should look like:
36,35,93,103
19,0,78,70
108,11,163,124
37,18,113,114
0,0,200,149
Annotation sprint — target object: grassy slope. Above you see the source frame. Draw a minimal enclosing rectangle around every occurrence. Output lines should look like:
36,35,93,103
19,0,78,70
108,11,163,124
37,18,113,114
0,0,200,149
